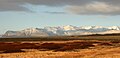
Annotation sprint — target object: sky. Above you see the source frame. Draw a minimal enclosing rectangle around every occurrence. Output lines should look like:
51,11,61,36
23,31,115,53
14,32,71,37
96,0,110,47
0,0,120,34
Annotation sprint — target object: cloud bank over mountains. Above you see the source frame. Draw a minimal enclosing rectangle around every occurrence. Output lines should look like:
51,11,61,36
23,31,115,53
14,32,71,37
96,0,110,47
0,0,120,15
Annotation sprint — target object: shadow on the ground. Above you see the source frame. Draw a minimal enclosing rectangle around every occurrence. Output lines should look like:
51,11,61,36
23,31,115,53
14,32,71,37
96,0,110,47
3,49,25,53
0,41,115,53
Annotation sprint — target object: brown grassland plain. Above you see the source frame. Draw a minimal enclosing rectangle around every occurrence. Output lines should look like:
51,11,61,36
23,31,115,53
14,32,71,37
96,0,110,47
0,35,120,58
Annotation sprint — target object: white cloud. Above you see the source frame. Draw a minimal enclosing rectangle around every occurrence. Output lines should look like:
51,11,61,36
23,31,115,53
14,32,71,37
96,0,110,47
66,2,120,15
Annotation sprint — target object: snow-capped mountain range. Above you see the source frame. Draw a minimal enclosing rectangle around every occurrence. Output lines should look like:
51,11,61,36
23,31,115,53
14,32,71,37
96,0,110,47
2,25,120,37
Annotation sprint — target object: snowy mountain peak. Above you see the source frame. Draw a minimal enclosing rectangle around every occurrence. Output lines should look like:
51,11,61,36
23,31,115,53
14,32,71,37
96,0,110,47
80,26,104,30
2,25,120,37
63,25,77,30
22,28,39,33
108,26,120,30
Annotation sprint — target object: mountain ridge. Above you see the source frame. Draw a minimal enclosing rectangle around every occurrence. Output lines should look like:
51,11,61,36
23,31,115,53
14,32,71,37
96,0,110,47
2,25,120,38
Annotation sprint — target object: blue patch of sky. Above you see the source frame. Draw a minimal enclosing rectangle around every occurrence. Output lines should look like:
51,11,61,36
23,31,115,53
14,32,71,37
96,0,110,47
21,3,65,13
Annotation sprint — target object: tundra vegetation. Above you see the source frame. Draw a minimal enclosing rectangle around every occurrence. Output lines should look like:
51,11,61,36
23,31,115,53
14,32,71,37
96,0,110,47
0,34,120,58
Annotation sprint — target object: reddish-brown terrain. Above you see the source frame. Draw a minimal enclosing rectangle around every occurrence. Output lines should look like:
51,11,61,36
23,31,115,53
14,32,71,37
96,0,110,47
0,40,119,58
0,35,120,58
